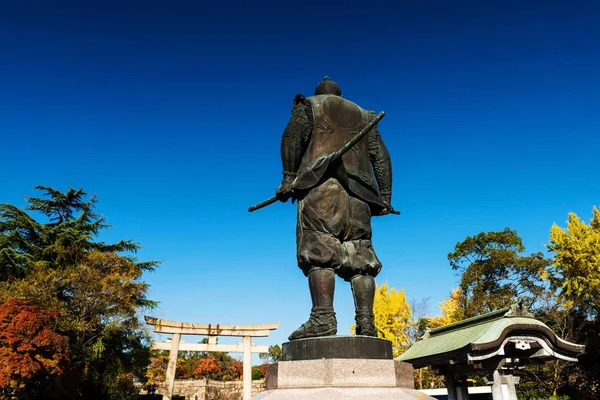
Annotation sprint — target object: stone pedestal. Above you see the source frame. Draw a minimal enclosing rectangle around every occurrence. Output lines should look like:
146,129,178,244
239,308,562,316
252,336,435,399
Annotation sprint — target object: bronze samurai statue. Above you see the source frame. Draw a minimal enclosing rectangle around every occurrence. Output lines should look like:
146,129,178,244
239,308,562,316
250,77,397,340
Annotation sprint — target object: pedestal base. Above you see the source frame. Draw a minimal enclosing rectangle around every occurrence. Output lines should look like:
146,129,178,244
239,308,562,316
253,358,435,400
266,359,414,389
253,387,435,399
253,336,435,399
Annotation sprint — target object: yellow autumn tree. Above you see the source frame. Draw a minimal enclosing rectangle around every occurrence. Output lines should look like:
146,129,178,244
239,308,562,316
546,206,600,314
427,288,464,329
412,288,470,390
350,282,413,357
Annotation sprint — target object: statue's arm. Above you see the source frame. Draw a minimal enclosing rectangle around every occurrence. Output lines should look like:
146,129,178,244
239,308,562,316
277,95,313,199
367,111,393,205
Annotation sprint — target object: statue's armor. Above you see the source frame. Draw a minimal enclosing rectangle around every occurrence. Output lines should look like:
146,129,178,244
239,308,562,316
295,94,387,214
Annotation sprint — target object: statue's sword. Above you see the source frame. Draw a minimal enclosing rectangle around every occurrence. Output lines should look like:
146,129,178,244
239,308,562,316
248,112,394,213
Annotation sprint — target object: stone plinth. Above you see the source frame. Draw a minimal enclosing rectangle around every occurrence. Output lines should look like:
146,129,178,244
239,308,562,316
254,358,433,399
252,336,434,399
282,335,392,361
253,387,436,399
266,359,414,389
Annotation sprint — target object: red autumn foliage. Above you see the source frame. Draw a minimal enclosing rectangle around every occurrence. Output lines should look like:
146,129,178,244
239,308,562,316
260,362,268,377
229,359,243,380
193,357,221,379
0,299,70,391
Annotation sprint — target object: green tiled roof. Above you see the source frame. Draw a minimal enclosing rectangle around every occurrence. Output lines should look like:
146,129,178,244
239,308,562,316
397,303,585,367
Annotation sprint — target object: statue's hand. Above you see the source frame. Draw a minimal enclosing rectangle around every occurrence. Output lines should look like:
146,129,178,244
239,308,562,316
380,197,400,216
384,204,400,215
276,181,294,203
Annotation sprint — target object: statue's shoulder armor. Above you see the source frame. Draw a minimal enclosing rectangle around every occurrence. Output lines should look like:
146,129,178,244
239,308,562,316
306,94,364,109
307,95,367,128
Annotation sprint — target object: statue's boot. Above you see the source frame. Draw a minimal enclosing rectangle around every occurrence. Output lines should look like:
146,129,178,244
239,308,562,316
288,268,337,340
351,274,377,337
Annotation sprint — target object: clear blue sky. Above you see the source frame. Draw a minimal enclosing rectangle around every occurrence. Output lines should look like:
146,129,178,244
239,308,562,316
1,0,599,362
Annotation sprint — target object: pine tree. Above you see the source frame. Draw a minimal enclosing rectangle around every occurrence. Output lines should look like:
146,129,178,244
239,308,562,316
0,186,159,399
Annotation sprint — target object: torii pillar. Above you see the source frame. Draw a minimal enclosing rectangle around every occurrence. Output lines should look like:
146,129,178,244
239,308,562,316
145,316,278,400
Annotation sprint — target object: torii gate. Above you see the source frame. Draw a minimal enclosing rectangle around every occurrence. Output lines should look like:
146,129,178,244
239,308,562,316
144,316,278,400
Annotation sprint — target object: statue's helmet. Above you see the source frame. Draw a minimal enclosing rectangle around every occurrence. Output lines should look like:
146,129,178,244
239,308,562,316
314,76,342,96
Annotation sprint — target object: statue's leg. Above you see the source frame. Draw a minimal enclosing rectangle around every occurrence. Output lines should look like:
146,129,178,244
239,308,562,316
340,195,381,337
288,267,337,341
291,179,344,341
351,274,377,337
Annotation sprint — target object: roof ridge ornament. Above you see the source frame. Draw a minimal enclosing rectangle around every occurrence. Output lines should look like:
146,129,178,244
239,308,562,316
504,301,534,318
